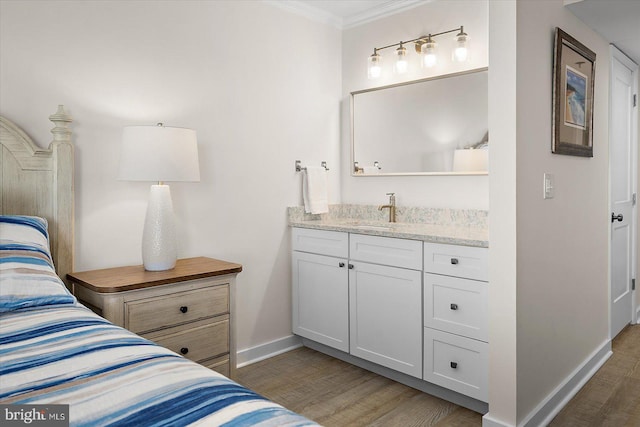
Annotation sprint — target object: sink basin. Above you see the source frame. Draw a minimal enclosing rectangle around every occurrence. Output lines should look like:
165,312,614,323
351,224,393,231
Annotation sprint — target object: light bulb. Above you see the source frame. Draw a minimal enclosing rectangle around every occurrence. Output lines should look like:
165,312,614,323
453,28,469,62
394,44,408,74
368,50,382,79
421,38,437,68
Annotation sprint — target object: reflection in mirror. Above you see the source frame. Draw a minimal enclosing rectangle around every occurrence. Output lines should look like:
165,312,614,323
351,68,488,176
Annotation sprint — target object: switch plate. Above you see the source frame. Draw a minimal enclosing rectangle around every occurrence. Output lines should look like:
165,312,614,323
544,173,555,199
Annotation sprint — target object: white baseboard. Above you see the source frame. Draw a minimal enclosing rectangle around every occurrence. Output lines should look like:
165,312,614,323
482,339,611,427
236,335,302,368
482,414,512,427
519,339,612,427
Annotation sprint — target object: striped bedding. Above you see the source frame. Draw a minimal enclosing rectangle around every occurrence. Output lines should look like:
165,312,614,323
0,216,319,426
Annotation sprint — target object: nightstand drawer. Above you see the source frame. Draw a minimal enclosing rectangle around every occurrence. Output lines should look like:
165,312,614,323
147,316,229,363
204,355,230,377
126,285,229,334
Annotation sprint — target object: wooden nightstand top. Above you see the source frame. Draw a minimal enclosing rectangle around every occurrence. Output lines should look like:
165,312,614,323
67,257,242,293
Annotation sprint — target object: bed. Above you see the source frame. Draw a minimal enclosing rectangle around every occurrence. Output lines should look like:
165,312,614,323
0,107,318,426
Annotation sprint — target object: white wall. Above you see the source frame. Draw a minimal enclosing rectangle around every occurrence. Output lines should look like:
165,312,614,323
0,0,342,353
488,1,610,425
341,0,489,209
486,1,518,424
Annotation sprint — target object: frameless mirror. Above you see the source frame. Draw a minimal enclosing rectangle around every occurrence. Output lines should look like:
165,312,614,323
351,67,488,176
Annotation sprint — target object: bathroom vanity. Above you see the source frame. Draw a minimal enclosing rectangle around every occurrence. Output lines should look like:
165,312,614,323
289,205,489,412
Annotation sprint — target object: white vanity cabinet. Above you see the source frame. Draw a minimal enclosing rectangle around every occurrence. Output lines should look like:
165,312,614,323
292,228,349,352
349,234,423,378
292,226,490,409
423,242,489,402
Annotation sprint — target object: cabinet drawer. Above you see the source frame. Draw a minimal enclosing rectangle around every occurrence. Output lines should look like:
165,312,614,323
424,243,488,281
424,273,488,341
146,317,229,363
292,227,348,258
423,328,488,402
350,234,422,270
126,285,229,334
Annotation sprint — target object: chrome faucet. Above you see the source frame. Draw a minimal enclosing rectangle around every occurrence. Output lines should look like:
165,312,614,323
378,192,396,223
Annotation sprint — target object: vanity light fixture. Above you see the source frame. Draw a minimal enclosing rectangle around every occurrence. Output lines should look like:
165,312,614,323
394,43,408,74
367,25,469,79
367,49,382,79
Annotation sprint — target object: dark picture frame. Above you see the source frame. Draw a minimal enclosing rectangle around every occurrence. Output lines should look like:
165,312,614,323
552,28,596,157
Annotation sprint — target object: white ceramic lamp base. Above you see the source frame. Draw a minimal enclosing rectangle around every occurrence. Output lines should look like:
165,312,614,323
142,184,177,271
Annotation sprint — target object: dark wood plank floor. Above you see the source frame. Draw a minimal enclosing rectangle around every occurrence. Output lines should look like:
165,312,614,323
236,324,640,426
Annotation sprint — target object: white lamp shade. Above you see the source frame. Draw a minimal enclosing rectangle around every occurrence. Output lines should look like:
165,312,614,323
119,125,200,182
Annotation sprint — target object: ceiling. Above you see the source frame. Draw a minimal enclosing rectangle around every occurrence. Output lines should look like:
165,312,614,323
294,0,640,63
566,0,640,63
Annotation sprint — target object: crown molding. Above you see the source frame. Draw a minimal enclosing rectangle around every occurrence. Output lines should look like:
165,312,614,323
263,0,343,29
343,0,430,30
263,0,431,30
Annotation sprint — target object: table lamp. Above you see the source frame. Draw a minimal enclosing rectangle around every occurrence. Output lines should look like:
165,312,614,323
118,123,200,271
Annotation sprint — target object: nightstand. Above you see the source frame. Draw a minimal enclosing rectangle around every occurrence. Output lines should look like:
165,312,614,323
68,257,242,378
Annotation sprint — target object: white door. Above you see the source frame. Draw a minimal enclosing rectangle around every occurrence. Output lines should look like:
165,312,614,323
610,46,638,339
292,251,349,352
349,261,422,378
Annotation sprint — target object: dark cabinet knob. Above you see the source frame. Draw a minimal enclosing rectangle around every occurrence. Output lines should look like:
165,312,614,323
348,264,354,269
450,258,459,265
180,347,189,355
180,306,188,314
450,303,458,310
339,262,345,268
450,361,458,369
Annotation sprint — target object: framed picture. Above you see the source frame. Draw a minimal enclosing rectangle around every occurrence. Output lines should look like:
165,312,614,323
552,28,596,157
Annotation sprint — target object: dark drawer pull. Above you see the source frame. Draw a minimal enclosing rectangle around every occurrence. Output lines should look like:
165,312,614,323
339,262,345,268
180,306,188,314
180,347,189,355
450,303,458,310
348,264,354,269
450,361,458,369
450,258,459,265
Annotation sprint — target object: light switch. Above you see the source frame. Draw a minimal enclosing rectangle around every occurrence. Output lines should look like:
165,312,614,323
544,173,555,199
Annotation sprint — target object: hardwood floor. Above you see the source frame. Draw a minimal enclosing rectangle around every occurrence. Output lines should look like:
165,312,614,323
236,325,640,426
236,345,480,426
549,324,640,426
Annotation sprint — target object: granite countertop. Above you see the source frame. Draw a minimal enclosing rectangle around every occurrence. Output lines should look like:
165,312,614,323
288,205,488,248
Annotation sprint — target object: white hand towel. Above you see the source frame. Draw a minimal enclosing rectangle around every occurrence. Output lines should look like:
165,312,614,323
303,166,329,214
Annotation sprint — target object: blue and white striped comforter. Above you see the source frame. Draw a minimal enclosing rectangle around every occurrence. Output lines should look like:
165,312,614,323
0,216,318,426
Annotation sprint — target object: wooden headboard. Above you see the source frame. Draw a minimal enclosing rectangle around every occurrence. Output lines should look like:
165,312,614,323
0,106,74,288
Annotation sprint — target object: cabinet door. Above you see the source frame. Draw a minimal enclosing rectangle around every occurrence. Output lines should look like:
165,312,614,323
292,251,349,352
349,262,422,378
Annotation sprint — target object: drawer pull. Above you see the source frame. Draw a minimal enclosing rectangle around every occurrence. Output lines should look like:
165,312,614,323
450,361,458,369
450,258,459,265
348,264,354,269
339,262,345,268
180,347,189,355
180,306,188,314
450,303,458,310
